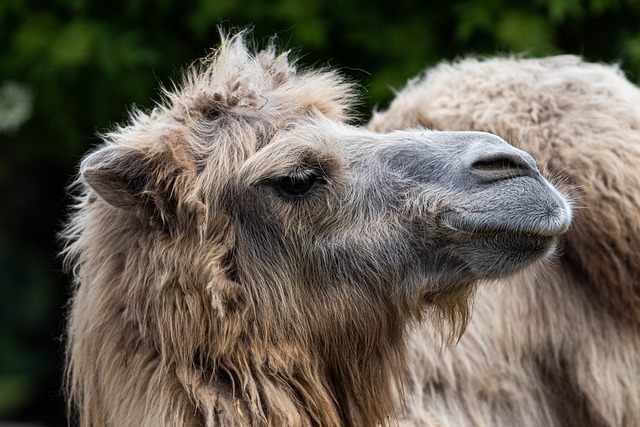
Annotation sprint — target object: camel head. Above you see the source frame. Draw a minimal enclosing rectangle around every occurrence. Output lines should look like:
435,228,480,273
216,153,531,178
220,120,572,317
65,32,572,427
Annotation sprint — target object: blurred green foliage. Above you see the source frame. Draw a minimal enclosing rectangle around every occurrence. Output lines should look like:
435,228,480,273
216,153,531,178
2,0,640,424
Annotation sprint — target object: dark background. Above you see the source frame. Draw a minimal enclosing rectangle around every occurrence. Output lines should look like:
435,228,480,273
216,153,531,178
3,0,640,424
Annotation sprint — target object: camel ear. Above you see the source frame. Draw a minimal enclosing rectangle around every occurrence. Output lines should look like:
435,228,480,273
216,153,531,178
81,143,207,233
81,146,152,210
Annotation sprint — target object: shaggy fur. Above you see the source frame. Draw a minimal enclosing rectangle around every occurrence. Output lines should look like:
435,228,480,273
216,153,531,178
62,33,571,427
371,55,640,426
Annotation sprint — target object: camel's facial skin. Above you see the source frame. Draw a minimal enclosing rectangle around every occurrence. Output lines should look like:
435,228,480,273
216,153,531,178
224,120,570,305
64,34,571,427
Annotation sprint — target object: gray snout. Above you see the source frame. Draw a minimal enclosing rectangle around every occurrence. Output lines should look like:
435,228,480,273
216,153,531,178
379,131,543,188
379,130,571,237
440,132,572,237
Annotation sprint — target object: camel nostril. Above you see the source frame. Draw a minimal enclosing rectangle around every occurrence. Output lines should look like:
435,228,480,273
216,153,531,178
471,153,537,181
472,157,523,172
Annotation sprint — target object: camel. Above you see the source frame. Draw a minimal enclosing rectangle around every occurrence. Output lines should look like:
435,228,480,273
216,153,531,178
61,33,571,426
370,55,640,426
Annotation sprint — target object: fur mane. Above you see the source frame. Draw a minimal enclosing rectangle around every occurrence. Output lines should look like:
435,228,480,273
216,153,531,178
62,32,405,427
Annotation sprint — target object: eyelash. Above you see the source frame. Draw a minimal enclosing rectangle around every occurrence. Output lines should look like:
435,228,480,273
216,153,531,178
277,172,318,196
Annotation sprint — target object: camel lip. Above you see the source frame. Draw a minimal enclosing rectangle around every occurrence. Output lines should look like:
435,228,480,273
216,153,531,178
441,211,571,239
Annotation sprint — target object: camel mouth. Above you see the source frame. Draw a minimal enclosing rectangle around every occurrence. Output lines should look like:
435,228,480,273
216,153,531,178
441,209,571,239
473,229,559,251
441,181,573,240
437,218,563,279
445,220,560,253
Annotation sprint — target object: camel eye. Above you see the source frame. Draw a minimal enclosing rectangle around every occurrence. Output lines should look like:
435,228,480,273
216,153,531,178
278,173,317,195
